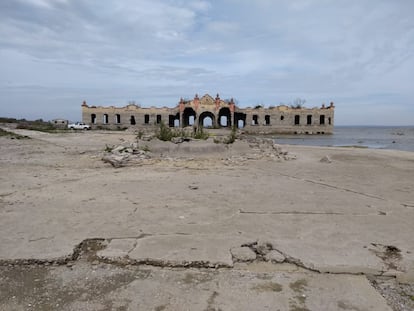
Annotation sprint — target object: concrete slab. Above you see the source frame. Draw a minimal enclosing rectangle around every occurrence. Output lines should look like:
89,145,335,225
1,130,413,309
128,235,235,267
97,238,137,259
0,263,393,311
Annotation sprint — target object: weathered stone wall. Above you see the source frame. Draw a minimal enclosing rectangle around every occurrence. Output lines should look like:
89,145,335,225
81,94,335,134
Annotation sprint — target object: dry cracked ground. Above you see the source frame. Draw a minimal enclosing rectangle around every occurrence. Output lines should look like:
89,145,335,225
0,127,413,311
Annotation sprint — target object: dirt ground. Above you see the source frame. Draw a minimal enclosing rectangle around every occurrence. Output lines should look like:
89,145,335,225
0,127,413,311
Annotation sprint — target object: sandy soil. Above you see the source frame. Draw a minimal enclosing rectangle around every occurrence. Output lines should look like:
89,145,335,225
0,127,413,310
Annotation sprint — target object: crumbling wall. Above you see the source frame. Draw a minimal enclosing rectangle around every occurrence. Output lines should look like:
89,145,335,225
81,96,335,134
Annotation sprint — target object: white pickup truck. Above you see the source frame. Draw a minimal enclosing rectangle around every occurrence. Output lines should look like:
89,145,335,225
68,122,91,130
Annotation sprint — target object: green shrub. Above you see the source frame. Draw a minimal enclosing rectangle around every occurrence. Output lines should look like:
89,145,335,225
225,126,237,144
193,126,209,140
0,128,30,139
156,121,174,141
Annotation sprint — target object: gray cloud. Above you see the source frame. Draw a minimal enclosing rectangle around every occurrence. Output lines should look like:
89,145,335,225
0,0,414,124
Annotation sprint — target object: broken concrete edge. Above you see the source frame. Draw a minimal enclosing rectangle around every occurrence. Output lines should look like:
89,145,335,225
99,256,233,269
0,237,412,283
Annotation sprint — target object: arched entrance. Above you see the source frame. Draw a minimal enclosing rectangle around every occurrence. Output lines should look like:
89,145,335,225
169,113,180,127
130,115,136,125
183,107,196,127
198,111,215,128
234,112,246,128
218,107,231,127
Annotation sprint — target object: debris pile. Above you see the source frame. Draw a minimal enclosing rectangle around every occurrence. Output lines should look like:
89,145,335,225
246,137,296,160
223,137,296,165
102,142,151,168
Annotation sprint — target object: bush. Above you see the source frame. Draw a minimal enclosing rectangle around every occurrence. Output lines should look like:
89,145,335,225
16,121,58,132
225,126,237,144
156,121,174,141
193,126,209,140
0,128,30,139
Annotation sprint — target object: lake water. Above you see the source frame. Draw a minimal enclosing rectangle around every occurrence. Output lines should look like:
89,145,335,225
272,126,414,152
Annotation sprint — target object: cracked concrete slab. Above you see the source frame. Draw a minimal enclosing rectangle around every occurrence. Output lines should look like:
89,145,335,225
0,263,393,311
1,130,413,309
97,238,137,259
127,235,236,267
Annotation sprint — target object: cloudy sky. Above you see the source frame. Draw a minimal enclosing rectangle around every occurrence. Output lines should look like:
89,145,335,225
1,0,413,125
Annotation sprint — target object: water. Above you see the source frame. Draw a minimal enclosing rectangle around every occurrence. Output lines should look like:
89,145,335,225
273,126,414,152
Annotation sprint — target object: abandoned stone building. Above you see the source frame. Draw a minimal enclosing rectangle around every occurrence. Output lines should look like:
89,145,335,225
81,94,335,134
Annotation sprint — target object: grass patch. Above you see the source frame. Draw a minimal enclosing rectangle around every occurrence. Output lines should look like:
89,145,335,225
193,126,209,140
0,128,30,139
1,117,66,133
156,122,208,141
16,120,63,133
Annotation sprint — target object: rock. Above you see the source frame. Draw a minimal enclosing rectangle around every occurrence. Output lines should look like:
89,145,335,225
272,144,283,153
102,154,128,168
141,135,153,141
171,137,184,144
230,247,257,262
265,250,285,263
113,145,126,153
320,155,332,163
256,240,273,256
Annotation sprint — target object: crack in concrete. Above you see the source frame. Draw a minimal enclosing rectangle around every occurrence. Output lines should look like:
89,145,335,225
107,234,152,241
240,241,321,274
0,237,404,280
238,209,385,216
127,240,139,256
28,236,54,242
369,243,403,271
277,173,386,201
0,192,16,198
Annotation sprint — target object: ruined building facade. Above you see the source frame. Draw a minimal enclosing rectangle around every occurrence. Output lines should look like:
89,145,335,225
82,94,335,134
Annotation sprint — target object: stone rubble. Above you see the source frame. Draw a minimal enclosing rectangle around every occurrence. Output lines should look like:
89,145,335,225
102,136,296,167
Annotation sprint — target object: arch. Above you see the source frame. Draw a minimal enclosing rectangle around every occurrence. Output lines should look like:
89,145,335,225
183,107,196,127
294,115,300,125
320,115,325,125
218,107,231,127
198,111,215,128
115,114,121,124
103,114,109,124
169,113,180,127
234,112,246,129
252,114,259,125
130,115,136,125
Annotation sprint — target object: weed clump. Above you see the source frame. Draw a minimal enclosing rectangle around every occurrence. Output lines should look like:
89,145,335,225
156,122,208,141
